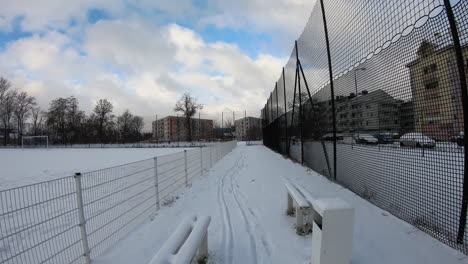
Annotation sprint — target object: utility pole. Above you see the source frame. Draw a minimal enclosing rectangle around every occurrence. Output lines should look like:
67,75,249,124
245,110,247,141
233,111,235,140
199,112,201,145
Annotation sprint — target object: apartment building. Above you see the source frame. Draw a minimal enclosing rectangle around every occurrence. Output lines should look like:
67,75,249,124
152,116,213,141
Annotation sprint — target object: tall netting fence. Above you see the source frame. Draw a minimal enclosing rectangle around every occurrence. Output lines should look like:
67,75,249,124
0,141,237,263
262,0,468,253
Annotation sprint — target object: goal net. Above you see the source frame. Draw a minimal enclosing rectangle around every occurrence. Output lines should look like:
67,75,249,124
22,136,49,148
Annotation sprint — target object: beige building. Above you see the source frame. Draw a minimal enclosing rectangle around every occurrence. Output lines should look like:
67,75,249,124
235,117,262,140
406,41,468,140
152,116,213,142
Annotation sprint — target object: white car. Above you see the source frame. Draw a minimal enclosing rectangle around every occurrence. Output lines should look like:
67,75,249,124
399,133,436,148
354,133,378,145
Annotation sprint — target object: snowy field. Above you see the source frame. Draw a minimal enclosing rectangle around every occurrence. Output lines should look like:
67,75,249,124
0,148,188,190
95,143,468,264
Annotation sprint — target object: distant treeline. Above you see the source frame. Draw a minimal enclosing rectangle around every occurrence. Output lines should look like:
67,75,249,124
0,76,146,145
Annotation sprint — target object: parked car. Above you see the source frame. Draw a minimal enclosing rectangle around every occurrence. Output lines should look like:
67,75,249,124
376,134,394,144
321,133,344,141
399,133,436,148
354,133,378,145
456,132,464,147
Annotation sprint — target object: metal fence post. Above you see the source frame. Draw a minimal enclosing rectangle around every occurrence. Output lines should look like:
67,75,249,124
153,157,159,210
443,0,468,244
184,150,188,186
200,147,203,176
283,67,288,155
74,173,91,264
319,0,337,180
295,41,304,165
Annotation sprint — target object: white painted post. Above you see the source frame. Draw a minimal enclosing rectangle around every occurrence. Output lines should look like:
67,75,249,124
311,199,354,264
184,150,188,186
154,157,159,210
74,173,91,264
200,147,203,176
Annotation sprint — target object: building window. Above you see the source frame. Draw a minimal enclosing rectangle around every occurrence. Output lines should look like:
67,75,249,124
425,81,439,90
423,64,437,74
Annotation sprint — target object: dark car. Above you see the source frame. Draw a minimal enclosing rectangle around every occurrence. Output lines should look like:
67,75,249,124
376,135,394,144
321,133,344,141
456,134,464,147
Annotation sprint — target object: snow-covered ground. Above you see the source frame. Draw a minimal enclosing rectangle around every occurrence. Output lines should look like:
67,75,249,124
0,148,188,190
95,143,468,264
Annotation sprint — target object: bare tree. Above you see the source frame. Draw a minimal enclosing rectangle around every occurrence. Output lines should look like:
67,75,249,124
46,97,84,144
93,99,114,143
225,119,234,130
0,77,12,145
0,77,11,101
0,90,17,145
117,110,132,143
174,92,203,141
14,91,37,143
131,115,144,142
31,107,44,136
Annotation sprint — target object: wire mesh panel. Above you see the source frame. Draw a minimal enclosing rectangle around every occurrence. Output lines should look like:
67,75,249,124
262,0,468,254
81,158,156,258
0,178,84,264
0,141,237,263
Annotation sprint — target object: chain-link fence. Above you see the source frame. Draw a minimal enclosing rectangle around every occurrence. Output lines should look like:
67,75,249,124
261,0,467,254
0,141,237,264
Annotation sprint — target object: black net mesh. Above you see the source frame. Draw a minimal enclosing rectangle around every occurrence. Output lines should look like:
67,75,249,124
262,0,468,253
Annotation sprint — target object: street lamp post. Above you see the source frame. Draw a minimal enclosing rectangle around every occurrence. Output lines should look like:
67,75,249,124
353,67,366,141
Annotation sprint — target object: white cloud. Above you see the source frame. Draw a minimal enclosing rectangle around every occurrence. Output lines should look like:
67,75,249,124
199,0,317,45
0,0,125,32
0,20,286,123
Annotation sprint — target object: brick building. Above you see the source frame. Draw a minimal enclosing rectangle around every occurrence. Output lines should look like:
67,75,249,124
152,116,213,142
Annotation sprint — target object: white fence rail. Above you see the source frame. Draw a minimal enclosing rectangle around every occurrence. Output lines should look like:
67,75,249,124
0,141,237,264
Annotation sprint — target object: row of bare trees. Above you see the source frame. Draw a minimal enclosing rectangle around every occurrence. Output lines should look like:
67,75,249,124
0,78,37,145
0,77,145,146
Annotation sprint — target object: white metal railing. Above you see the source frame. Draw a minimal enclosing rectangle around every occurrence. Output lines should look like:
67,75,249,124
0,141,237,264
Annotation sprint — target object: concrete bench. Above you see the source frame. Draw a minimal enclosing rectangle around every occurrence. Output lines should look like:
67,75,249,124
285,183,311,234
310,198,354,264
149,215,211,264
286,183,355,264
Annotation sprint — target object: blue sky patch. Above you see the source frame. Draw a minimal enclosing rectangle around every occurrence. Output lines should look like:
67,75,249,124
87,8,113,24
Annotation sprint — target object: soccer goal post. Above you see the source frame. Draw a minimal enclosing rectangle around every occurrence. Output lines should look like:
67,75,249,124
21,136,49,149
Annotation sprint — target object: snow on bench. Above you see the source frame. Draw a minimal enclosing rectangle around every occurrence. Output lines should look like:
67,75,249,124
149,215,211,264
285,183,355,264
285,183,310,234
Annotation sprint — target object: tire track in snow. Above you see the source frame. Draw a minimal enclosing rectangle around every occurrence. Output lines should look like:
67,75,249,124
227,150,259,263
230,150,273,263
216,151,243,264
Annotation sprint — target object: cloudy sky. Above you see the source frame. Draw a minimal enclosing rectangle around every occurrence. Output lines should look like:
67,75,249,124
0,0,317,124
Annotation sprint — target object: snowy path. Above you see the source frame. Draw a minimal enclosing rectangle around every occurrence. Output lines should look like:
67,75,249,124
95,143,468,264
